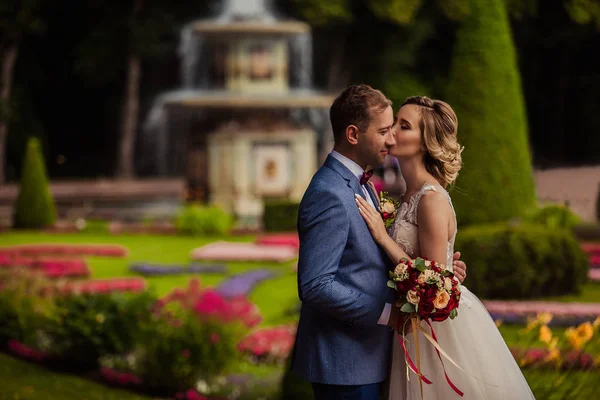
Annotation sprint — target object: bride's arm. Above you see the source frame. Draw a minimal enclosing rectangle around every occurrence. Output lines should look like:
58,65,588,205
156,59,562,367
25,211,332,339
355,195,409,264
417,192,452,265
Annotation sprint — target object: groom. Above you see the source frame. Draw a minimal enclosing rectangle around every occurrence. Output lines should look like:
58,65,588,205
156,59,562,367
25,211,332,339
292,84,467,400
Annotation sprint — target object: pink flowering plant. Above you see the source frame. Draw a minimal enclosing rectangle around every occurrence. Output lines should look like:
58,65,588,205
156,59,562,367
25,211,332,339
134,279,260,392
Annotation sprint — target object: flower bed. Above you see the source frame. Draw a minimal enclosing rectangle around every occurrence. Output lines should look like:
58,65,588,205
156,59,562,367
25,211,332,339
214,269,276,298
0,256,90,278
190,242,297,263
254,233,299,249
129,263,226,276
56,277,146,295
7,339,48,362
238,325,296,364
0,244,128,257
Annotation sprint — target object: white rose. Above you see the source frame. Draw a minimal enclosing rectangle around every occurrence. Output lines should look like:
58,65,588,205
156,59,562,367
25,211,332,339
424,260,432,268
382,202,396,214
423,269,435,281
406,290,420,305
417,273,426,285
444,277,452,291
433,290,450,309
394,263,407,275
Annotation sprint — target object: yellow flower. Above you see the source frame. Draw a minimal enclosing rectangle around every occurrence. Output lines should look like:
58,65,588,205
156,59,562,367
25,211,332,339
576,322,594,343
539,325,552,345
548,337,559,351
592,317,600,331
522,316,538,333
494,319,503,328
96,313,105,324
537,312,553,325
544,348,561,363
565,327,583,350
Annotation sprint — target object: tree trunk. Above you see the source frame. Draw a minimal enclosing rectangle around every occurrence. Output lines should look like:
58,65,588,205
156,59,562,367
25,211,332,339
116,0,143,179
0,44,19,184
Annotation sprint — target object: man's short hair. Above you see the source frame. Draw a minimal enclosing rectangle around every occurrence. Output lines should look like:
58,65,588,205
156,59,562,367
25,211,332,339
329,84,392,144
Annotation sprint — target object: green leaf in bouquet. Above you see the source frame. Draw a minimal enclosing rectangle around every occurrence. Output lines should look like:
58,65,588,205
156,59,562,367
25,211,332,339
399,257,409,264
400,303,416,313
449,309,458,319
414,258,426,272
387,280,397,289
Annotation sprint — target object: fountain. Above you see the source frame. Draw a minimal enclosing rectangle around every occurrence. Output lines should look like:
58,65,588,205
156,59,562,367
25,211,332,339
141,0,334,228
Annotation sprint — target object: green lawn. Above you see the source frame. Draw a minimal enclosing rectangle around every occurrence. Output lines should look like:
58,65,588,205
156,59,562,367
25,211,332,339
0,353,158,400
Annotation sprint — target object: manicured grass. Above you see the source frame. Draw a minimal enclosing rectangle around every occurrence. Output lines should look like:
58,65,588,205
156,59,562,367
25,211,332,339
540,282,600,303
0,353,157,400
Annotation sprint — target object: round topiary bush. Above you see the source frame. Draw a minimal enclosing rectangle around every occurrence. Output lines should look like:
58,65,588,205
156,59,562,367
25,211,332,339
523,203,582,230
12,137,57,229
455,222,589,299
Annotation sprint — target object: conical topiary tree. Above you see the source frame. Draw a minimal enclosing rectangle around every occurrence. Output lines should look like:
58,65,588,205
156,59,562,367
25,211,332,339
12,137,57,228
445,0,536,226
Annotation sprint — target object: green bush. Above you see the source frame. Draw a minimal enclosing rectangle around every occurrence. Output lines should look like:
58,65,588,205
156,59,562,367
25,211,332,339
135,308,240,392
12,137,57,229
455,222,588,299
523,203,582,230
263,200,299,232
0,270,54,346
175,204,234,236
445,0,536,225
43,291,156,370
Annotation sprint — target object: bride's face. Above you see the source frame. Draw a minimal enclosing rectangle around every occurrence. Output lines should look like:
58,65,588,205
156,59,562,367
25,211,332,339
390,104,426,160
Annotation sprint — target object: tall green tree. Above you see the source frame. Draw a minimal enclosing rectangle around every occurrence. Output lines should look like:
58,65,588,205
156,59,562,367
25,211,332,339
0,0,43,184
13,137,56,228
445,0,536,225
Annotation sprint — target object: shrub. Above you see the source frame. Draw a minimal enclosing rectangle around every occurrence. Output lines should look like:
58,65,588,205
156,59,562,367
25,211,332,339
263,200,299,232
135,280,249,392
175,204,234,236
523,203,582,230
43,291,156,370
455,222,588,299
12,137,57,229
445,0,536,225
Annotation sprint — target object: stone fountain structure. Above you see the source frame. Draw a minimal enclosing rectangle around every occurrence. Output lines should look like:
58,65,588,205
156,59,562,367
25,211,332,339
142,0,334,227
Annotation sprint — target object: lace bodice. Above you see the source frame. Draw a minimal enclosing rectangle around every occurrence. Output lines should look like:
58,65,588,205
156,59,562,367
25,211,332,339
388,183,457,270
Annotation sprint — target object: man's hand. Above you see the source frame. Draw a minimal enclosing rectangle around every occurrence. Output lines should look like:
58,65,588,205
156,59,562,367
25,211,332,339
452,251,467,283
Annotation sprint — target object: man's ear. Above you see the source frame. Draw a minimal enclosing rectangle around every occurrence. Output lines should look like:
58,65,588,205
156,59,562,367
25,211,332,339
346,125,359,145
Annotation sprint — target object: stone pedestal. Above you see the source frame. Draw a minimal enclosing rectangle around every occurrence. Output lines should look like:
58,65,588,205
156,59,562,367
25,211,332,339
207,127,316,228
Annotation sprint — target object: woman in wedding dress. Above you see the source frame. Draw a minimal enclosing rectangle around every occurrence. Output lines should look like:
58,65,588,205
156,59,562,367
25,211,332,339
355,96,535,399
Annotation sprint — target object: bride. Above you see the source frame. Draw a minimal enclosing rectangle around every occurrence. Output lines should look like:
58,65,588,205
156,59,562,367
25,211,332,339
355,96,535,399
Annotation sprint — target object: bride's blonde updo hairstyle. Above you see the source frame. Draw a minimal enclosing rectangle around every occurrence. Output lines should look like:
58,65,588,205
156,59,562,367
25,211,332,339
401,96,464,187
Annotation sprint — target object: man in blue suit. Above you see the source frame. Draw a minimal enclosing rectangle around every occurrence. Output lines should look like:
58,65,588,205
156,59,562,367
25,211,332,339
292,84,466,400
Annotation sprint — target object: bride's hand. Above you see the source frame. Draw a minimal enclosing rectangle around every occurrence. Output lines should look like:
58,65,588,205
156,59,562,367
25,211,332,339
355,194,388,244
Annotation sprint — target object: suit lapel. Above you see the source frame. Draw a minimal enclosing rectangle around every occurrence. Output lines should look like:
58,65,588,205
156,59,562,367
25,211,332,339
365,183,380,212
324,155,366,200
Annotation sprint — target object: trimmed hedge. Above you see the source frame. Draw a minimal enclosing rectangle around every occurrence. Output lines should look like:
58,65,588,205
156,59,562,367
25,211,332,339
12,137,57,229
455,222,589,299
263,200,299,232
523,203,582,230
445,0,536,225
175,204,234,236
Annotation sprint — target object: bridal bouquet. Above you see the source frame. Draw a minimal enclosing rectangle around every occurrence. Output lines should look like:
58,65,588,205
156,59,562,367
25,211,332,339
388,257,461,322
388,257,464,397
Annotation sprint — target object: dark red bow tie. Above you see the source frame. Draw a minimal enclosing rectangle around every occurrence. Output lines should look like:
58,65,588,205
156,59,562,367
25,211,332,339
360,170,374,185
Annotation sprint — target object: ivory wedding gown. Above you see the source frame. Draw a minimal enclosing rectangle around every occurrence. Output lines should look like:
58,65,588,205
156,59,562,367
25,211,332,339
386,183,535,400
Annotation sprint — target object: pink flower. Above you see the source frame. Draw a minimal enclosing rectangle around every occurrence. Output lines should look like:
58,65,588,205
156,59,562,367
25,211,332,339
210,333,220,343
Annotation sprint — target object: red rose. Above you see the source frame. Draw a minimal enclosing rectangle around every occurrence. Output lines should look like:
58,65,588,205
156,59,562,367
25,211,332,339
383,212,390,219
418,298,434,319
431,307,451,322
426,286,438,302
396,279,414,293
447,294,459,311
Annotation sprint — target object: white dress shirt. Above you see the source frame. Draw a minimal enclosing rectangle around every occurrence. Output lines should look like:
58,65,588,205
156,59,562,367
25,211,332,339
329,151,391,326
